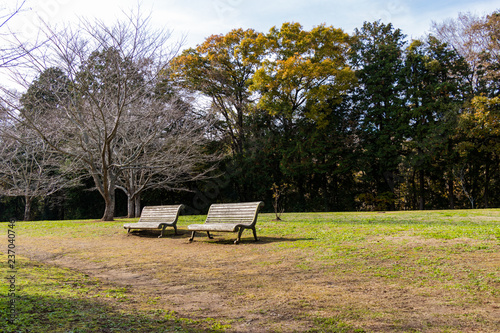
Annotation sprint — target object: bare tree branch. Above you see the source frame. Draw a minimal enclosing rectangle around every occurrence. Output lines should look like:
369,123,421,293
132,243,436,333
0,123,81,220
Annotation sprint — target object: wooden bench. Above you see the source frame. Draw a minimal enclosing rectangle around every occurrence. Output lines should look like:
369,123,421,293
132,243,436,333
188,201,264,244
123,204,185,238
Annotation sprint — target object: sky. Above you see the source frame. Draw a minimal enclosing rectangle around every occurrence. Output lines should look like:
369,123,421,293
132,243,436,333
4,0,500,50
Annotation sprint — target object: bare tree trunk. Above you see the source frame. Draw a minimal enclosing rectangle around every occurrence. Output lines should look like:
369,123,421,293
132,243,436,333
101,174,116,221
124,191,141,218
127,195,134,218
24,196,32,221
126,170,135,218
102,191,115,221
135,194,141,218
456,166,475,209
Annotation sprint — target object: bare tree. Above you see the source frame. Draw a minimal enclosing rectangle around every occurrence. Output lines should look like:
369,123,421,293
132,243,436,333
1,8,216,221
454,165,476,209
0,124,78,220
114,94,220,218
0,0,28,68
0,0,52,75
431,11,500,93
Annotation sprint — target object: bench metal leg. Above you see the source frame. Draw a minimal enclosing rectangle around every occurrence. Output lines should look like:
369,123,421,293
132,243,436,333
173,225,178,235
127,228,131,236
234,228,244,244
252,227,258,241
206,231,214,239
159,226,166,238
233,227,258,244
189,231,214,241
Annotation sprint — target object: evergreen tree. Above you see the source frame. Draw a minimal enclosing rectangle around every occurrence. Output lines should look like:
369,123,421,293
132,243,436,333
349,21,407,209
402,37,468,209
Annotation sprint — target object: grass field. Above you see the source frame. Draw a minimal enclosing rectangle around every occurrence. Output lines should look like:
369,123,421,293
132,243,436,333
1,210,499,332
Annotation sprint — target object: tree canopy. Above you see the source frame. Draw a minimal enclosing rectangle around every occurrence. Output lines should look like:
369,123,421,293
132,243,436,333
2,9,500,220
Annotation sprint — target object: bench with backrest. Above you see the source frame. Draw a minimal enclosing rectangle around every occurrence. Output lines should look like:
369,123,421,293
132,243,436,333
123,204,185,238
188,201,264,244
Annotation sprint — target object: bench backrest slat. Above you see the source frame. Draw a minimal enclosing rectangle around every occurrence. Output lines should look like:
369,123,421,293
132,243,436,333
139,205,184,223
205,201,264,226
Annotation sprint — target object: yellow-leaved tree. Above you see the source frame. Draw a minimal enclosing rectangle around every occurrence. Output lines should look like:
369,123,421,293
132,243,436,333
170,28,266,154
251,22,356,129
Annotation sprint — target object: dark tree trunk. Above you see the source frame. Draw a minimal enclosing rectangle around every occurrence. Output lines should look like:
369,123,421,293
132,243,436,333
419,170,425,210
448,172,455,209
484,162,490,208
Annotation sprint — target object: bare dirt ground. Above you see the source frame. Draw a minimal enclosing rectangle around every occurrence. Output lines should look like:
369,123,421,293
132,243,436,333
19,230,325,332
17,225,500,333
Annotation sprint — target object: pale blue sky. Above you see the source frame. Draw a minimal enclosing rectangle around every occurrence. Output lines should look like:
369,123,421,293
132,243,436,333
5,0,500,49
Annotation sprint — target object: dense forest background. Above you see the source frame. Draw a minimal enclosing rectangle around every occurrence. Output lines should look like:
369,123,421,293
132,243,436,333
1,10,499,221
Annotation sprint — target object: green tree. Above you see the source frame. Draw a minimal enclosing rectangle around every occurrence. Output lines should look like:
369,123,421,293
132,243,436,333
402,37,467,209
20,67,72,116
433,11,500,208
458,95,500,208
349,21,407,209
245,23,356,210
277,102,359,211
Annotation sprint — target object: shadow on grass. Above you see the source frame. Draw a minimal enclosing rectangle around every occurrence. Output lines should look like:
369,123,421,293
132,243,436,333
186,235,315,245
1,294,222,333
126,230,315,244
125,229,188,238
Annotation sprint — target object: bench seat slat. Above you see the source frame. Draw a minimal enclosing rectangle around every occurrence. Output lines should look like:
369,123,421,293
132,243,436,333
123,222,169,229
187,223,239,232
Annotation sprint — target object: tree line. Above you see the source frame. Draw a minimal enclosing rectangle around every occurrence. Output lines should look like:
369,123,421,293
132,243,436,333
1,8,499,221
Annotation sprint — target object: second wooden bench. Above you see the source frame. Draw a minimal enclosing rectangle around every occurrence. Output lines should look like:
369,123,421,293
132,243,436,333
188,201,264,244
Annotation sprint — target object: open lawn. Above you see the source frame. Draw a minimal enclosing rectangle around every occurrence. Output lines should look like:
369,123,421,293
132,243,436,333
1,210,499,332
